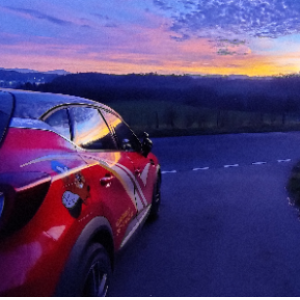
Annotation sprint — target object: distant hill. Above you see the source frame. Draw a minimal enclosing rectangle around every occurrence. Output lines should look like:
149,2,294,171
0,68,70,75
0,68,70,88
45,69,70,75
18,72,300,114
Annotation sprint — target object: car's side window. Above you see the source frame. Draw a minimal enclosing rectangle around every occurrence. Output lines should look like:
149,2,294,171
44,108,72,140
69,106,116,150
100,109,141,152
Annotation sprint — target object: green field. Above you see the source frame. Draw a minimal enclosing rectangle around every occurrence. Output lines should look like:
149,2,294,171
108,100,300,137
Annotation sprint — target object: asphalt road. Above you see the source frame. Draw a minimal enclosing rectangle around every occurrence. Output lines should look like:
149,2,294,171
110,132,300,297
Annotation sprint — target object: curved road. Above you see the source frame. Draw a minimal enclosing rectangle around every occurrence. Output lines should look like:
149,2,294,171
110,132,300,296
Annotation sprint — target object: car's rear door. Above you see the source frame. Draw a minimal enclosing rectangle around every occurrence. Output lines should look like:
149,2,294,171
68,105,139,249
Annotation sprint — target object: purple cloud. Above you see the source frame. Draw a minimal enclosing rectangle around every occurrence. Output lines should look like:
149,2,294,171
153,0,172,10
170,33,190,41
217,48,235,55
153,0,300,39
93,13,110,20
5,6,73,26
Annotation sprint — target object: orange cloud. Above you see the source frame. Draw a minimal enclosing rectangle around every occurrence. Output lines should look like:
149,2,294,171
1,25,300,77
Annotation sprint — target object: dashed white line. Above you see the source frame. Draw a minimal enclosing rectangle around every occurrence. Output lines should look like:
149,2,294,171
162,158,292,174
161,170,177,174
278,159,291,163
193,167,209,171
224,164,239,168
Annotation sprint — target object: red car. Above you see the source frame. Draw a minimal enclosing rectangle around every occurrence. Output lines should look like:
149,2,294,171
0,89,161,296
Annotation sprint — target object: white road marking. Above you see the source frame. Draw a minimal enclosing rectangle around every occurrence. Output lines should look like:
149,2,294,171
163,158,291,174
224,164,239,168
161,170,177,174
278,159,291,163
252,162,267,165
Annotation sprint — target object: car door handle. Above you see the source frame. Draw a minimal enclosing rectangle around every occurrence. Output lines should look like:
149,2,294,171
100,174,113,187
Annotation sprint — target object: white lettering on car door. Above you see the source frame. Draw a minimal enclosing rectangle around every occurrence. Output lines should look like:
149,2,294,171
139,163,151,186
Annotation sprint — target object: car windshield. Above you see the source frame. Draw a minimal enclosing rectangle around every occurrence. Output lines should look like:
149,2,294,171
0,92,14,146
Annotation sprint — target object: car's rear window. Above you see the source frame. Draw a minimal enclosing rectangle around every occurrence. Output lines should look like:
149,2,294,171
0,92,14,145
12,92,94,119
14,93,67,119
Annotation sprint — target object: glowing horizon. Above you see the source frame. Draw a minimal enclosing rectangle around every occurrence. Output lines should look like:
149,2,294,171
1,0,300,77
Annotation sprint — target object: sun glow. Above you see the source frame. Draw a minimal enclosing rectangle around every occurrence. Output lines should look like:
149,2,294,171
1,1,300,77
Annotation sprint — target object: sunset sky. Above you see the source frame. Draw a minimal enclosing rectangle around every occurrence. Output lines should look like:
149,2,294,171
1,0,300,76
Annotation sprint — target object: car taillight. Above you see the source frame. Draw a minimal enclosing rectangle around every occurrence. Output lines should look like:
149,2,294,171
0,172,51,237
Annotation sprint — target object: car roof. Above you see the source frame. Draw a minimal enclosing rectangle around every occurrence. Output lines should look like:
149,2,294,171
0,89,119,120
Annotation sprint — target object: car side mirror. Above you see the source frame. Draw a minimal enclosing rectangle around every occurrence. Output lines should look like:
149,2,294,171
142,132,152,157
122,138,132,151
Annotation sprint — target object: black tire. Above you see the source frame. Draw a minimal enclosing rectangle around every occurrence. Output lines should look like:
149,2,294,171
149,175,161,220
56,243,112,297
81,244,112,297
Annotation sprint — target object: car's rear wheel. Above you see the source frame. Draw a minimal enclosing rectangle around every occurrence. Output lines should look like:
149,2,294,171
82,244,112,297
149,175,161,220
56,243,112,296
